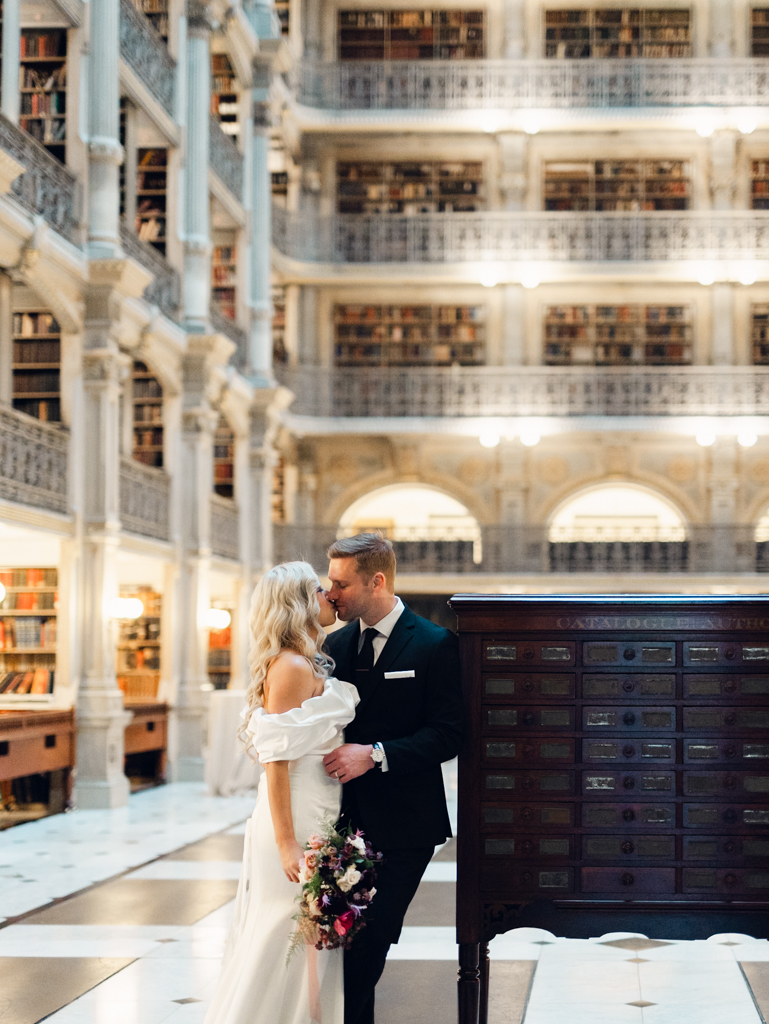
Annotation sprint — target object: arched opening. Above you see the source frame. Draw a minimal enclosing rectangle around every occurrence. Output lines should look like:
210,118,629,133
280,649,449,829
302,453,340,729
547,484,688,573
338,483,482,568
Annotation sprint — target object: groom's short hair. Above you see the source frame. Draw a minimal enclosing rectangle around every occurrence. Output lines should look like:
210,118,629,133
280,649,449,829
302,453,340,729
327,533,396,590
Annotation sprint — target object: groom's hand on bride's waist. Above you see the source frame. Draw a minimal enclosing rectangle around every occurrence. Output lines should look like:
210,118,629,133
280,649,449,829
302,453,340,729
323,743,374,783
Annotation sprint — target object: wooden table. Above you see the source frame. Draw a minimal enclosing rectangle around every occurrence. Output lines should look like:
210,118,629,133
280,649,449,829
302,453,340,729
0,708,75,810
450,595,769,1024
124,701,168,785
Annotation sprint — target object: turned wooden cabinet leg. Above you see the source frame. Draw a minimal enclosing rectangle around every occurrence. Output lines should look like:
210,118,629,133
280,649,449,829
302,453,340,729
458,942,480,1024
478,942,490,1024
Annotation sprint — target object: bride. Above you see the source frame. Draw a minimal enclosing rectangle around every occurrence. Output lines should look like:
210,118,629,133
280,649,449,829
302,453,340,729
204,561,358,1024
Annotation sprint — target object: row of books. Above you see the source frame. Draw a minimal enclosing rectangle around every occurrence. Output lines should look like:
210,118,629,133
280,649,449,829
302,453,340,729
0,617,56,649
20,32,67,58
118,649,161,671
20,118,66,143
133,378,163,398
0,669,53,695
20,67,67,90
20,93,66,116
13,312,60,337
0,569,56,587
13,341,60,364
1,591,56,610
13,399,59,422
13,371,60,394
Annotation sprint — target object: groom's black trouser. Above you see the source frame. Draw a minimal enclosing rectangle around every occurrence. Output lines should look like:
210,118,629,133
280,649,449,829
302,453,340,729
343,842,435,1024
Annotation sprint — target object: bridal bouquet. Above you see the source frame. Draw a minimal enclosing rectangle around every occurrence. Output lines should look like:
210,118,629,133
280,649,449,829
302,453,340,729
288,822,383,960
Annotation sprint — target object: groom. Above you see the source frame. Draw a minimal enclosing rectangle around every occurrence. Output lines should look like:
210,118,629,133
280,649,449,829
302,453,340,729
322,533,464,1024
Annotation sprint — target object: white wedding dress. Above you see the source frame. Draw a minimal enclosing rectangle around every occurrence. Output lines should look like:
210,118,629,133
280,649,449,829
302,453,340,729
204,677,359,1024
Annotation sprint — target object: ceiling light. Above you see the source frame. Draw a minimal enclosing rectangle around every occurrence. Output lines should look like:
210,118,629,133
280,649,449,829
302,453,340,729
520,431,541,447
479,269,499,288
739,268,757,286
204,608,232,630
696,432,716,447
521,270,540,289
108,597,144,620
696,122,715,138
479,432,500,449
738,432,758,448
738,117,757,135
697,271,715,286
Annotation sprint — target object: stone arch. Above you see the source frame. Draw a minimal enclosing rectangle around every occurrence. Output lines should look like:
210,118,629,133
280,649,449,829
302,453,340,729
336,481,481,541
546,481,688,542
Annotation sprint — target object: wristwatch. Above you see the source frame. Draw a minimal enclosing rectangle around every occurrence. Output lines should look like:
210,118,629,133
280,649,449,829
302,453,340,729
371,742,385,768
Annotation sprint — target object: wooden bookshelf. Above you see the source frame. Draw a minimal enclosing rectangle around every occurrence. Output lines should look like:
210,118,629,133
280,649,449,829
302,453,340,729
273,284,287,365
211,244,237,320
337,161,484,215
272,455,286,525
211,53,239,137
753,8,769,55
271,171,289,202
132,361,164,468
0,708,74,824
752,305,769,363
544,8,691,58
751,160,769,210
13,310,61,423
275,0,290,35
544,159,690,212
136,148,167,255
338,9,484,60
213,416,235,499
131,0,169,40
19,28,67,163
0,568,57,706
208,624,231,689
116,586,161,704
334,304,486,366
544,304,693,365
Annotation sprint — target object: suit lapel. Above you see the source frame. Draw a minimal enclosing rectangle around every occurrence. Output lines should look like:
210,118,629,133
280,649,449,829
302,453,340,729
354,607,417,718
332,621,360,683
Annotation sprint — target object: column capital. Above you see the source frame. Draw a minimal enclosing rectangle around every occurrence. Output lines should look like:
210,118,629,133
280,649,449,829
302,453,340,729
187,0,216,33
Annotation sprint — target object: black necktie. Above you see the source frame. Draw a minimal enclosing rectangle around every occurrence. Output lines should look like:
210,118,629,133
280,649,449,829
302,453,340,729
354,627,380,697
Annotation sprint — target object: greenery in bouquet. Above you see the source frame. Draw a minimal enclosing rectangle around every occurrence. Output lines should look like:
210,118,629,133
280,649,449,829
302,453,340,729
287,821,383,962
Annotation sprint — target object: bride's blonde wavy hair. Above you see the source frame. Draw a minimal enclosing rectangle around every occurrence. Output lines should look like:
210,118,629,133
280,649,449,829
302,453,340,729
239,560,334,749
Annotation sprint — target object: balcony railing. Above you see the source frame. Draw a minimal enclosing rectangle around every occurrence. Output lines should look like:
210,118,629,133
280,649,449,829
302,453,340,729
273,206,769,264
210,309,248,369
120,223,180,321
278,366,769,419
294,58,769,111
275,525,769,576
0,113,81,246
0,407,68,514
119,457,170,541
120,0,176,116
209,115,244,201
210,494,239,560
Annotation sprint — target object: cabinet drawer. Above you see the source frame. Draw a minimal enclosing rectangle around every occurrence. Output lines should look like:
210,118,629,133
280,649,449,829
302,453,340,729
684,707,769,732
483,674,575,700
684,643,769,667
684,836,769,863
683,803,769,827
582,834,675,860
582,802,675,828
685,675,769,699
483,707,574,731
583,706,675,732
483,770,575,796
683,771,769,799
583,739,675,764
581,867,675,894
480,863,574,893
583,642,675,667
482,802,574,828
484,641,575,666
483,836,573,859
483,738,575,765
582,770,675,797
583,674,675,698
0,730,73,781
684,740,769,763
683,868,769,894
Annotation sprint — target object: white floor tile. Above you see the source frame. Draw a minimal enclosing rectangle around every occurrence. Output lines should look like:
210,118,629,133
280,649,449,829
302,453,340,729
387,926,457,960
128,861,242,881
421,861,456,882
523,1004,644,1024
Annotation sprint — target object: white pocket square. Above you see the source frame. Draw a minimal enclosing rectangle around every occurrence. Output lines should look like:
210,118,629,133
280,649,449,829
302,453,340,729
384,670,415,679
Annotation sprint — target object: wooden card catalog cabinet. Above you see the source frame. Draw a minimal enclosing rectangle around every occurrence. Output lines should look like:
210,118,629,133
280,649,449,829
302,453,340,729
450,596,769,1024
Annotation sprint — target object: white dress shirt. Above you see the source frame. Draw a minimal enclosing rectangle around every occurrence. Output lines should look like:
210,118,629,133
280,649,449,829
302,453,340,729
356,596,405,772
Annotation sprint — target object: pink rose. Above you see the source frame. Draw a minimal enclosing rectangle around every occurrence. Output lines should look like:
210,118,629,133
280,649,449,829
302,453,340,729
308,834,325,850
304,851,318,870
333,911,355,936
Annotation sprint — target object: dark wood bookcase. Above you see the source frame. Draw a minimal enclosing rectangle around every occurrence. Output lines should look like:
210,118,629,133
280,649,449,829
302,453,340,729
544,304,692,366
19,28,67,162
12,311,61,422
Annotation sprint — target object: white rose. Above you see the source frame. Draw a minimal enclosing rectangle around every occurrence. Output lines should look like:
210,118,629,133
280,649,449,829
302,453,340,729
349,835,366,853
299,862,313,884
368,887,377,898
309,898,323,917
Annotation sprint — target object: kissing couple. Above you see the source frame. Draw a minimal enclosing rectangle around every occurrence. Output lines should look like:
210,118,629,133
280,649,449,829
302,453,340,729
203,532,464,1024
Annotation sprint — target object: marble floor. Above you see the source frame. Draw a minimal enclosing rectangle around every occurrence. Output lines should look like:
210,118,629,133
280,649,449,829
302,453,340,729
1,776,769,1024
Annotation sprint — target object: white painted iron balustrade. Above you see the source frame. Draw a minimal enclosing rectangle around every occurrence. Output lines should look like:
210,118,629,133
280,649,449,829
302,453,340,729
119,457,170,541
293,59,769,111
0,408,68,514
273,206,769,264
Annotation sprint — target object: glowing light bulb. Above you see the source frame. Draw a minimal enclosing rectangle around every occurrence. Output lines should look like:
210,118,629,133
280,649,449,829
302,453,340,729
696,122,715,138
479,432,500,449
520,431,541,447
696,432,716,447
738,432,758,448
205,608,232,630
108,597,144,620
521,270,540,290
479,269,499,288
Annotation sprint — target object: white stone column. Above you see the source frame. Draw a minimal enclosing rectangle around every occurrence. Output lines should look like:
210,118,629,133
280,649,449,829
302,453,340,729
708,439,742,572
502,284,526,364
249,87,273,380
711,284,734,365
498,133,527,211
74,313,131,809
88,0,123,257
709,0,733,56
183,3,212,330
503,0,525,59
1,0,20,124
709,131,738,210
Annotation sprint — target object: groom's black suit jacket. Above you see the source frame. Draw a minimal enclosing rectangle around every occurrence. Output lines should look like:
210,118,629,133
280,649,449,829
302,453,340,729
326,604,464,851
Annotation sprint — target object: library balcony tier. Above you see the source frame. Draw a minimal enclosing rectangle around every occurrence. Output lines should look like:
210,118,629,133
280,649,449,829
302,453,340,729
292,58,769,113
118,456,170,541
209,115,244,202
272,208,769,266
210,494,240,560
0,407,68,514
119,0,176,117
278,366,769,420
0,113,80,245
120,223,179,321
274,524,769,577
209,308,248,368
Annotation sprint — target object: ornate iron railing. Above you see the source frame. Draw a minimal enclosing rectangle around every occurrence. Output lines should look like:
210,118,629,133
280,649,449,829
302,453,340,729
210,309,248,368
294,58,769,111
0,113,81,246
119,457,170,540
119,0,176,116
120,223,180,321
0,407,68,514
273,206,769,264
209,115,244,201
210,494,239,559
278,365,769,419
275,525,767,575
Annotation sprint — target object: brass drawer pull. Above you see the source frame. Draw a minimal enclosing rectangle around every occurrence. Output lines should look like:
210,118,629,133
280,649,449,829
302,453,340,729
621,873,635,886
